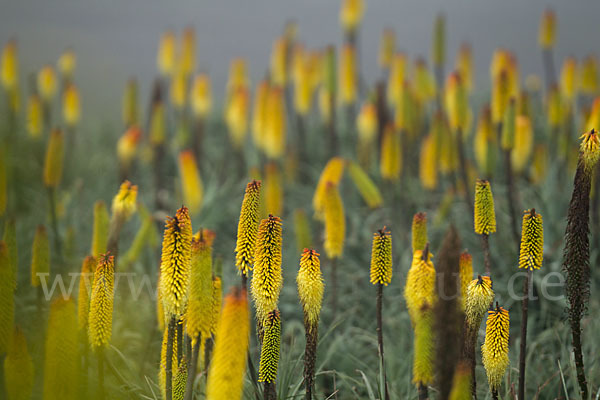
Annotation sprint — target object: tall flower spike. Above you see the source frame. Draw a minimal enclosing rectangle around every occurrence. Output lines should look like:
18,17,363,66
411,212,428,254
235,180,262,277
370,227,392,286
88,253,115,350
190,73,212,119
38,65,57,101
519,209,544,270
4,327,34,400
339,0,364,33
1,40,18,91
178,150,204,216
465,275,494,329
482,304,510,393
258,309,282,383
206,288,250,400
459,251,473,310
186,229,215,345
157,30,176,77
30,225,50,287
347,161,383,209
43,297,79,400
323,182,345,259
78,256,96,334
27,94,43,138
0,241,15,354
43,129,65,188
159,206,193,319
112,180,138,222
62,83,80,127
412,303,434,385
538,9,556,50
264,86,286,159
58,48,76,79
404,247,436,324
339,44,357,105
210,274,223,336
380,125,402,181
297,249,324,329
313,157,345,220
252,215,283,322
474,180,496,235
580,128,600,172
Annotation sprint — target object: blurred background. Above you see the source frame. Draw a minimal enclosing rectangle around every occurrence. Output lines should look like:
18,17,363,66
3,0,600,124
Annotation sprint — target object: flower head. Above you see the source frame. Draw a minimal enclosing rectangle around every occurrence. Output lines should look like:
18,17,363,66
474,180,496,235
369,227,392,286
519,209,544,270
481,304,510,392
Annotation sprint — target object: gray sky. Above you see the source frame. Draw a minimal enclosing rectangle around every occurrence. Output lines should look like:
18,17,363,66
2,0,599,125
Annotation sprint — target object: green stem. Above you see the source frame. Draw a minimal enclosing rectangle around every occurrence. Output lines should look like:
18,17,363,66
166,317,176,400
518,269,532,400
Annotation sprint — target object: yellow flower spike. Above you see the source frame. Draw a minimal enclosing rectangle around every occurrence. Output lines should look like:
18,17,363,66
318,87,332,124
473,106,496,177
122,78,139,126
380,125,402,181
62,83,80,127
369,227,392,286
491,69,510,125
538,8,556,50
357,101,378,145
159,206,193,319
43,297,79,400
190,73,212,119
210,275,222,336
511,115,533,173
117,125,142,169
323,183,345,260
313,157,345,220
258,309,282,383
445,72,468,131
251,215,283,321
560,57,577,102
404,247,436,323
293,209,313,253
180,26,196,77
112,180,138,222
158,320,178,399
26,94,43,138
252,79,270,150
265,163,283,216
0,149,5,216
0,242,15,354
293,47,316,116
449,361,472,400
30,225,50,288
149,102,166,146
43,129,64,188
347,161,383,208
412,303,434,385
88,253,115,350
456,42,473,92
264,86,286,159
580,55,598,95
156,273,165,331
291,44,305,85
270,37,288,86
519,209,544,270
91,200,110,257
297,249,324,329
414,58,436,103
580,128,600,172
411,212,428,254
57,48,76,79
173,359,187,400
38,65,57,102
4,327,34,400
474,180,496,235
178,150,204,216
226,86,249,149
339,0,364,33
170,70,187,109
157,30,176,77
387,53,407,106
186,229,215,345
1,39,18,91
379,28,395,69
339,44,357,105
77,255,95,334
432,13,446,69
465,275,494,328
206,287,250,400
419,133,438,190
547,85,563,128
482,304,510,392
459,251,473,310
227,58,249,94
235,180,262,277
